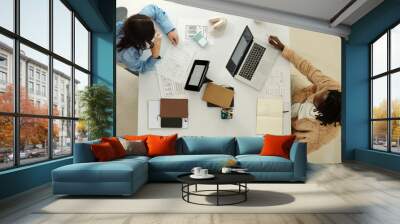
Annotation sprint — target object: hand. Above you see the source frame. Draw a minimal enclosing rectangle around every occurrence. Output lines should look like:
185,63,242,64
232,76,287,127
268,35,285,51
292,118,320,154
151,32,162,58
167,30,179,46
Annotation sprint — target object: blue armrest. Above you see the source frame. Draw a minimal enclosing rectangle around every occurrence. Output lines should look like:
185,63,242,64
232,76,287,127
73,140,100,163
289,142,307,181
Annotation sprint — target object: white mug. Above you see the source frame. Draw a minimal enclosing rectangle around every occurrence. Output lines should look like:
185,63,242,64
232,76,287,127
191,167,202,176
221,167,232,174
200,169,208,176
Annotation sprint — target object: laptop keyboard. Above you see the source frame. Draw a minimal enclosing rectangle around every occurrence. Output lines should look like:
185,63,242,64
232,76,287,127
238,43,266,81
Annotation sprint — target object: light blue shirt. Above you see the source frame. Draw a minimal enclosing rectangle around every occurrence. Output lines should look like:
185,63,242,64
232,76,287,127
116,4,175,73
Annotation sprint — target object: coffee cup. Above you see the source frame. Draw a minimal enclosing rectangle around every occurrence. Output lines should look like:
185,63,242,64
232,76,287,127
200,169,208,176
221,167,232,174
191,167,202,176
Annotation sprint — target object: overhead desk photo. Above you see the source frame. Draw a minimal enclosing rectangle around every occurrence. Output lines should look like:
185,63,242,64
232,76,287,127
115,0,342,164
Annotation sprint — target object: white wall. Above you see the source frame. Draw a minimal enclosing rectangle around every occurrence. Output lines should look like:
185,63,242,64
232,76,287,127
116,65,138,136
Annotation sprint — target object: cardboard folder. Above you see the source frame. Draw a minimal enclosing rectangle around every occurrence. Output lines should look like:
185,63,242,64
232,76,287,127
202,83,234,109
160,98,188,118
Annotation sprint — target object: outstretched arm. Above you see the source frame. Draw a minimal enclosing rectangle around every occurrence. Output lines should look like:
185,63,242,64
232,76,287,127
139,4,174,35
268,36,339,87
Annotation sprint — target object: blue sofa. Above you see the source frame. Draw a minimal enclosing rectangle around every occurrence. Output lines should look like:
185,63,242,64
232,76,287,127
52,136,307,196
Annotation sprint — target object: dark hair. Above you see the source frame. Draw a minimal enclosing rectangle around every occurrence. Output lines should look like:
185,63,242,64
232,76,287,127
117,14,155,52
315,90,341,126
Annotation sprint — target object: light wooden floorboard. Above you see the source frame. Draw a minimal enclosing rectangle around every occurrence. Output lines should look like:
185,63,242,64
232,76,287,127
1,162,400,224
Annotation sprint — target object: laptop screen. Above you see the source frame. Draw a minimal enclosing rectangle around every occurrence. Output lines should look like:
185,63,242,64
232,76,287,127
226,26,253,76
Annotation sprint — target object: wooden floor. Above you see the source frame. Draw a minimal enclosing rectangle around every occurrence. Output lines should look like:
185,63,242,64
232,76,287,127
1,162,400,224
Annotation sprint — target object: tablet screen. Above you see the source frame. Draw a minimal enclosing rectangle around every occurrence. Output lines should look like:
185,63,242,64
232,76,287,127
188,64,205,86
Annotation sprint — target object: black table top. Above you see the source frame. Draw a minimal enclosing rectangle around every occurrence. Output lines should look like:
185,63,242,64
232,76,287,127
177,172,255,185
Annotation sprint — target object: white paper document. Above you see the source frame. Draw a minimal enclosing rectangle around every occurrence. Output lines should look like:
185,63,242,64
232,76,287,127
156,43,195,83
256,97,284,135
157,74,186,98
148,100,161,129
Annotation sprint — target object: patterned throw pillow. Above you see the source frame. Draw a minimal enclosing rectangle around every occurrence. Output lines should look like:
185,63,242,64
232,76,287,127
119,138,147,156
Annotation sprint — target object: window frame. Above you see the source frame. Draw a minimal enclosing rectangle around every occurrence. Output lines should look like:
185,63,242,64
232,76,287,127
370,20,400,154
0,0,92,171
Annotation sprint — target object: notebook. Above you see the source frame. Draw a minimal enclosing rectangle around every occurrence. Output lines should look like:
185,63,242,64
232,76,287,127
160,98,188,118
202,83,234,109
256,97,283,135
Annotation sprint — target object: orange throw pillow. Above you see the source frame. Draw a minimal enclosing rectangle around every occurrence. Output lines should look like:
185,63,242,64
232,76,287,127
124,135,150,141
146,134,178,157
91,142,117,162
101,137,126,158
260,134,296,159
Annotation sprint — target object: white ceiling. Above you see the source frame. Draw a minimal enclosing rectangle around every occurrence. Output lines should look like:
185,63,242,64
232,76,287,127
167,0,384,37
225,0,353,23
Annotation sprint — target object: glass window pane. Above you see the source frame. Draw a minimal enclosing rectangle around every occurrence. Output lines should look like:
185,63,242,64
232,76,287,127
391,120,400,153
372,77,387,119
0,0,14,31
75,18,89,70
0,35,14,113
53,59,72,117
372,33,387,76
53,119,72,157
74,69,89,118
53,0,72,60
0,116,14,170
75,120,88,143
391,72,400,118
392,24,400,70
20,0,49,49
20,44,49,115
372,121,388,151
19,117,49,165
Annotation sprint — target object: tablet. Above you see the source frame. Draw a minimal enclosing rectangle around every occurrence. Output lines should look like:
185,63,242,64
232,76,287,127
185,60,209,91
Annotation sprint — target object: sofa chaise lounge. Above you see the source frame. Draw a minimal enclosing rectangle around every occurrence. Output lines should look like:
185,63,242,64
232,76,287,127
52,136,307,196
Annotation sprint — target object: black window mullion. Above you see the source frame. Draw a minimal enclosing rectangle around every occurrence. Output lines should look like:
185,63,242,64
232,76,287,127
13,0,20,167
71,10,76,154
48,0,53,160
387,30,391,152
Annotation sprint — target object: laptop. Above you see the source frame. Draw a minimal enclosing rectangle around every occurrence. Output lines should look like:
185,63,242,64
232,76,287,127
226,26,279,90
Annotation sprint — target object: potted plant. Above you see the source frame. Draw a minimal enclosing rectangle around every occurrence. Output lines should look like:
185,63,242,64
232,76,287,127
79,84,113,140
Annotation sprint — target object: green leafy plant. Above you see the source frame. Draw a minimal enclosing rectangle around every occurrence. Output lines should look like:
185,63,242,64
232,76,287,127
79,84,113,140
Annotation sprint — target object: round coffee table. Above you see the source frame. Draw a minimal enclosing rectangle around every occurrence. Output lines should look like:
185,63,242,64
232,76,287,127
177,173,255,206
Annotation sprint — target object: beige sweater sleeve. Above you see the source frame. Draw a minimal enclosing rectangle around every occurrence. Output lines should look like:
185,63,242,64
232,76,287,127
282,47,340,89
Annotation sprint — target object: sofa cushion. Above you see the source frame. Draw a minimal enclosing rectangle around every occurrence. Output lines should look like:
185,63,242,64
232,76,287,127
73,140,100,163
236,155,293,172
53,158,147,183
236,136,263,155
149,154,235,172
260,134,296,159
147,134,178,157
177,136,236,155
91,142,118,161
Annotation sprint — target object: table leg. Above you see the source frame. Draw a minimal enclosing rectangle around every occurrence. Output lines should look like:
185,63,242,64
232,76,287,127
217,184,219,206
245,183,247,201
195,184,198,192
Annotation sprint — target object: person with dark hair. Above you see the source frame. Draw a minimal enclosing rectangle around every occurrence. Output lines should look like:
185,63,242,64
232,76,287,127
268,36,341,153
116,4,179,73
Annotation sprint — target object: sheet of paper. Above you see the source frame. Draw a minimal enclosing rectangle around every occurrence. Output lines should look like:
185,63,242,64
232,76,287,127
156,42,195,83
148,100,161,129
256,97,284,135
157,74,186,98
178,19,209,42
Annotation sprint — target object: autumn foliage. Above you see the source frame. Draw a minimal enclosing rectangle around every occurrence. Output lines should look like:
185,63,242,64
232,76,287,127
372,99,400,142
0,85,59,150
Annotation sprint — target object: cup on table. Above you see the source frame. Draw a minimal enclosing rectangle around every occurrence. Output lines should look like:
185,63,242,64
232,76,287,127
200,169,209,176
191,167,202,176
221,167,232,174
